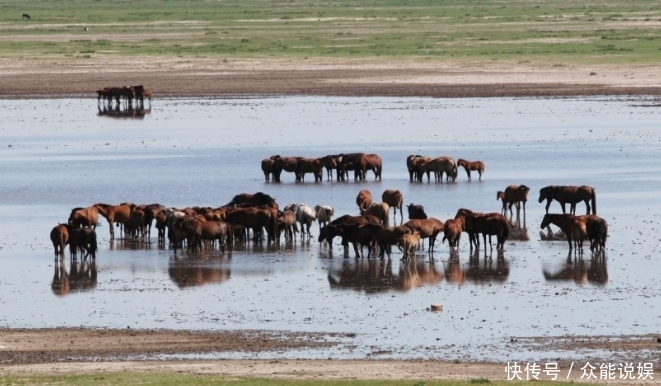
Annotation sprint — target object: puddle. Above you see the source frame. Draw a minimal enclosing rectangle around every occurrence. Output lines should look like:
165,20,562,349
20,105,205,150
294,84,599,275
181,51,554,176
0,96,660,361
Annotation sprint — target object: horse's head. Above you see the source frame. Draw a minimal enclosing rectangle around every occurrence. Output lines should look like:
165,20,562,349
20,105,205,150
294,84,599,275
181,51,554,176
457,159,466,166
538,187,548,203
496,191,504,201
540,214,551,229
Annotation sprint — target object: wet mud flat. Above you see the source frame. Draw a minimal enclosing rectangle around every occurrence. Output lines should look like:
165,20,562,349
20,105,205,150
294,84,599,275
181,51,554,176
1,96,661,364
0,328,346,364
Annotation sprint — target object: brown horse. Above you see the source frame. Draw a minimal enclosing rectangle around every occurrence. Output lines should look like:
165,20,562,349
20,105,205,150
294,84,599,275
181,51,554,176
403,218,444,253
457,159,485,180
261,158,275,182
442,215,465,250
420,157,457,182
365,202,390,226
277,210,299,242
399,232,421,261
271,155,303,182
500,185,530,216
68,206,99,229
540,213,583,251
337,153,365,181
295,158,324,182
356,189,373,214
539,185,597,215
358,154,382,181
407,155,431,182
93,203,134,239
381,189,403,224
50,224,71,260
318,155,338,181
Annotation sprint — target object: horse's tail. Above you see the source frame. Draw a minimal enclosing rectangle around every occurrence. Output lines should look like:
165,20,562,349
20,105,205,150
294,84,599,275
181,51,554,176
442,234,447,244
502,224,510,241
226,227,233,252
89,231,98,258
452,164,458,180
591,188,597,215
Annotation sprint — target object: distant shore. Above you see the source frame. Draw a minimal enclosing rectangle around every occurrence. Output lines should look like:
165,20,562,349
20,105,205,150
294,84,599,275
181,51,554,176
1,59,660,99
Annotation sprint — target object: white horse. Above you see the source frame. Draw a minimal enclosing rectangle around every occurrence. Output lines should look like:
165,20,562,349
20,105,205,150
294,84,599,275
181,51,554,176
285,203,316,238
314,205,334,232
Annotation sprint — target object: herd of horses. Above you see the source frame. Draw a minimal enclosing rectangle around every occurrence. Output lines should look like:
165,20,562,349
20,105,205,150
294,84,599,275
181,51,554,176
96,85,151,110
260,154,485,183
50,181,607,265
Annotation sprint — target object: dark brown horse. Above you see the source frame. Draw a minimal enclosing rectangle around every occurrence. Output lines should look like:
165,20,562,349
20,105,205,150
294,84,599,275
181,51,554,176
261,158,275,182
500,185,530,216
457,159,485,180
540,213,584,251
406,203,428,220
337,153,364,181
225,192,278,210
69,228,98,260
539,185,597,215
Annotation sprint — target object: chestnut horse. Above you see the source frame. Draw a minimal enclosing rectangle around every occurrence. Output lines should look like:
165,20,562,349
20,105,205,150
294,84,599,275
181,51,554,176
50,224,71,260
358,154,382,181
539,185,597,215
68,206,99,229
457,159,485,180
356,189,373,214
381,189,403,224
93,203,134,239
403,218,444,253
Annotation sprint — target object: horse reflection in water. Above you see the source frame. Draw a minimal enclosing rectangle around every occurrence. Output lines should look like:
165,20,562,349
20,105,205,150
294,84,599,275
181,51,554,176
328,258,442,293
168,254,231,289
51,260,97,297
543,253,608,286
97,104,151,120
444,249,510,285
507,211,530,242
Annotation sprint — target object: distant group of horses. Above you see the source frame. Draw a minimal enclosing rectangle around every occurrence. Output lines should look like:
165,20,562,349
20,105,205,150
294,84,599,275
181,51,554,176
96,85,151,110
50,180,607,266
260,153,486,183
261,153,382,183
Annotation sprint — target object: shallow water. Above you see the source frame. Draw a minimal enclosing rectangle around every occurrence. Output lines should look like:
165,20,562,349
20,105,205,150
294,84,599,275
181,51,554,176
1,96,661,361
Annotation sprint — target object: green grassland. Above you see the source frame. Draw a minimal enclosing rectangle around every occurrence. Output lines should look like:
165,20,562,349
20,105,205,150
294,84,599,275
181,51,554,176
0,374,586,386
1,0,660,64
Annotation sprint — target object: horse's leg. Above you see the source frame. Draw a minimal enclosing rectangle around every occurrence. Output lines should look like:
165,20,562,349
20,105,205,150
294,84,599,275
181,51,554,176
561,202,567,214
478,170,482,181
545,199,552,214
584,199,591,215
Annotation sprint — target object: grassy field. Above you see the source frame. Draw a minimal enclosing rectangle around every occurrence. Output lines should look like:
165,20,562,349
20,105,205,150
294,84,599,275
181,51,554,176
0,0,660,64
0,374,586,386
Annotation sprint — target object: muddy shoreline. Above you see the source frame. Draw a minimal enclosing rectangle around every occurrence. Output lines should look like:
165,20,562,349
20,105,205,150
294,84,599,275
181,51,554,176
0,328,346,365
1,59,661,99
